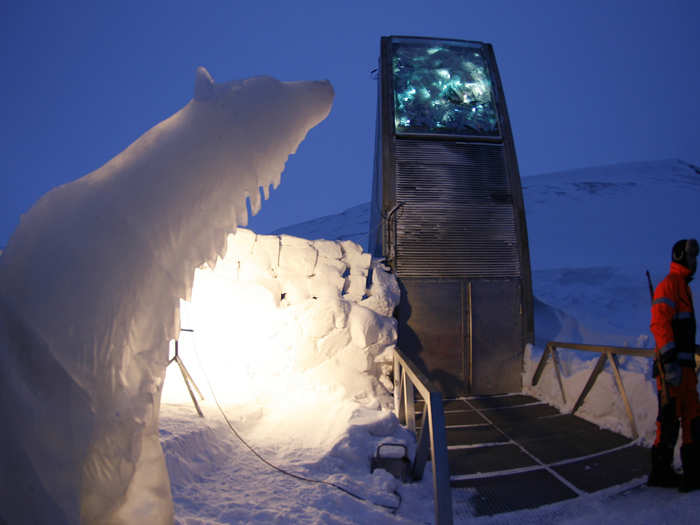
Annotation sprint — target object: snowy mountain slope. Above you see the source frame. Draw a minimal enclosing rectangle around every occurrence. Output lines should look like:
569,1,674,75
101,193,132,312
522,159,700,272
272,202,370,249
525,159,699,347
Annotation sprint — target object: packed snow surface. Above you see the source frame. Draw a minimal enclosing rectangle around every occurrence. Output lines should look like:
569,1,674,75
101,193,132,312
0,68,333,524
161,159,699,523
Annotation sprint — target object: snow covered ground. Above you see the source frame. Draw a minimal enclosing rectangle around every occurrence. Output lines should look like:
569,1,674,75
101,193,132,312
162,159,700,524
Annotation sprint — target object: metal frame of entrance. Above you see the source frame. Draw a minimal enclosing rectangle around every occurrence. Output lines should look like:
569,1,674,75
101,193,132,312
370,36,534,396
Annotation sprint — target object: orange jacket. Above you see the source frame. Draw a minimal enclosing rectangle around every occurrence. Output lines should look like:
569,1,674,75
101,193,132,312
650,262,696,367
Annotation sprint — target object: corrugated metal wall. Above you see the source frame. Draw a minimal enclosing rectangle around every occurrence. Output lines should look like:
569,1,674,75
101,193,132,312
393,139,520,278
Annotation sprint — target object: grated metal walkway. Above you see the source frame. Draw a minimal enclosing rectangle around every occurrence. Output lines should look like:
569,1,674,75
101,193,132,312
418,394,649,518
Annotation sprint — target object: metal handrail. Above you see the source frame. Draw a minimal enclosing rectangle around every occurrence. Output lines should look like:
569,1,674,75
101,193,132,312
532,341,654,438
393,348,453,525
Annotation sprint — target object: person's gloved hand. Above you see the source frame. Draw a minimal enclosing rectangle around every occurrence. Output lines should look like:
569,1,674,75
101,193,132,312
664,360,682,387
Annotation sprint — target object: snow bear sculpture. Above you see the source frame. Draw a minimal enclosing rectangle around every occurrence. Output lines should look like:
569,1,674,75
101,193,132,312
0,68,333,524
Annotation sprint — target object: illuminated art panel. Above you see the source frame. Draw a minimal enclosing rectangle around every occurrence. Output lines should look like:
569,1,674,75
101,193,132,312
392,39,500,137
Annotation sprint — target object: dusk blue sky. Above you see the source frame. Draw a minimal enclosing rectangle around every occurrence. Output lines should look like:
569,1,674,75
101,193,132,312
2,1,698,248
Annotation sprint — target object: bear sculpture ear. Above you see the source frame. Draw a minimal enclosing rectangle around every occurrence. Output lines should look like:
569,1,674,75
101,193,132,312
194,66,215,101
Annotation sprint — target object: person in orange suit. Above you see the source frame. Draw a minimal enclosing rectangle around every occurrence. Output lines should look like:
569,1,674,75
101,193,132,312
648,238,699,491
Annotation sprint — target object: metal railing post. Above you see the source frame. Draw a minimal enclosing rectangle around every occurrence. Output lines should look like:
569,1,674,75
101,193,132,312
403,370,415,433
427,391,453,525
532,343,566,404
606,352,639,438
571,352,606,414
536,341,653,439
532,343,552,385
411,410,430,480
550,346,567,405
392,348,453,525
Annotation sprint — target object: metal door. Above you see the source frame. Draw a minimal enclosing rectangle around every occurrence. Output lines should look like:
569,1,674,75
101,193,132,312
397,278,467,397
470,279,523,394
398,277,523,396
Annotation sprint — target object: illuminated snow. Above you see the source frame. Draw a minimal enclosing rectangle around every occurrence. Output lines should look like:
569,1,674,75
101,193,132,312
162,229,400,452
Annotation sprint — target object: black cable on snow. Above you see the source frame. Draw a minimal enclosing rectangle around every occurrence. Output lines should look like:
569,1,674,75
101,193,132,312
186,331,402,515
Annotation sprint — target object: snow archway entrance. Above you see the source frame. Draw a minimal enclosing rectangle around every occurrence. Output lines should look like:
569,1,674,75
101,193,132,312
162,229,400,452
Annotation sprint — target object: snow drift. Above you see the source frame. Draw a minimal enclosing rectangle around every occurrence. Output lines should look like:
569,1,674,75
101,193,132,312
162,228,401,453
0,67,333,524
